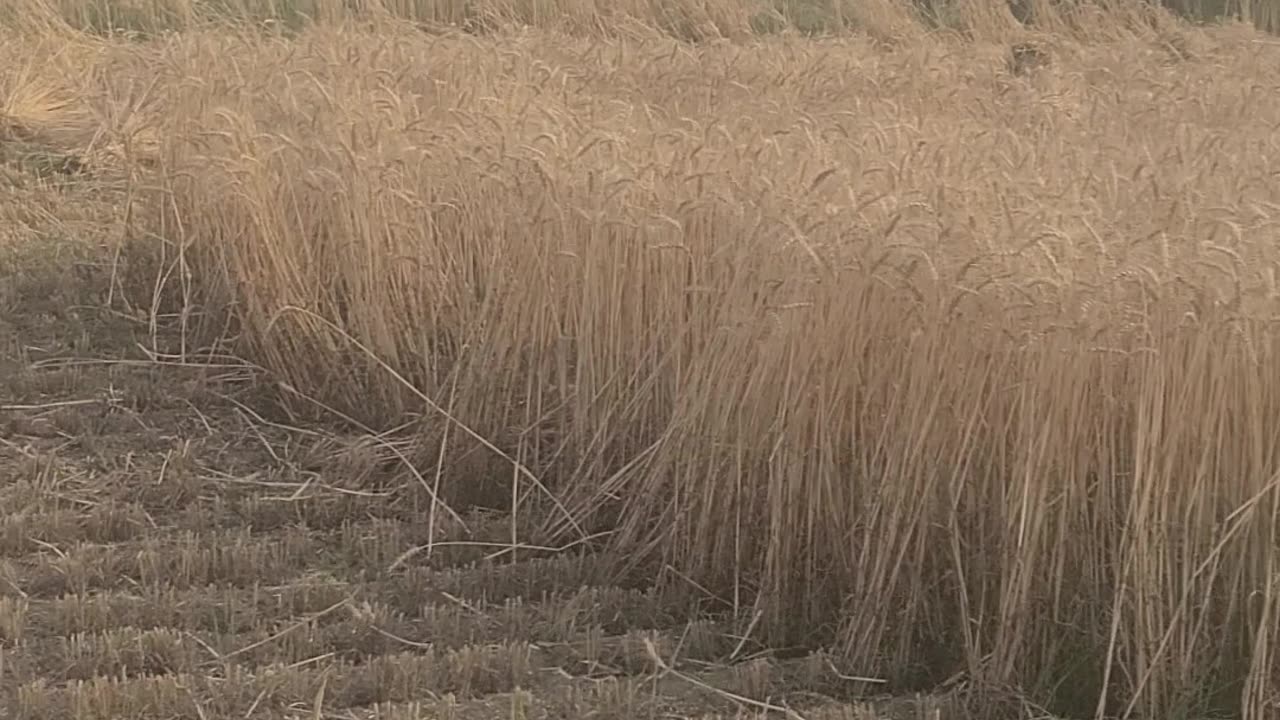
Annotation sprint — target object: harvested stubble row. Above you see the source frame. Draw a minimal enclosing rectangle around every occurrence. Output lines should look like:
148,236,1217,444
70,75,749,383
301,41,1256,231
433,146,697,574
5,7,1280,718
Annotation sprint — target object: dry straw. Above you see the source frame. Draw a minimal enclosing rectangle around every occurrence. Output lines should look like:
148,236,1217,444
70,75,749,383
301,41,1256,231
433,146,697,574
3,0,1280,717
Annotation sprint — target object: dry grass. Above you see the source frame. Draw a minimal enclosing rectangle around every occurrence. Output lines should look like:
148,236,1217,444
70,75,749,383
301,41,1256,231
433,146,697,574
3,0,1280,718
2,0,1280,36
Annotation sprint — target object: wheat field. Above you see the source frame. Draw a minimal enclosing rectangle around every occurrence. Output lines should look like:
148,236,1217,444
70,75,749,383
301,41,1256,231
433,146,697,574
2,0,1280,718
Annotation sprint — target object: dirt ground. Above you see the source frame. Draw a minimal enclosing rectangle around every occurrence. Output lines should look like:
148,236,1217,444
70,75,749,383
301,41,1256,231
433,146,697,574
0,139,976,720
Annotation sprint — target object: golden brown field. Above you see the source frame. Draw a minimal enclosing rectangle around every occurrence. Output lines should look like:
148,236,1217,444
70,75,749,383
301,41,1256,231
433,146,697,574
3,0,1280,718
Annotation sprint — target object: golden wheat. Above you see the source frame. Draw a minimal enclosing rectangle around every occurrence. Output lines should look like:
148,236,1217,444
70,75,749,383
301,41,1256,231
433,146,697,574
3,2,1280,717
